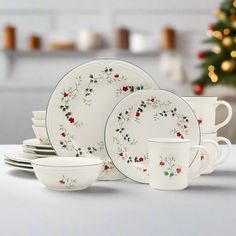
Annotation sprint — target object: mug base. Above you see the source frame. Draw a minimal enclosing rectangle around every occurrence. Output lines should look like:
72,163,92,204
150,184,187,191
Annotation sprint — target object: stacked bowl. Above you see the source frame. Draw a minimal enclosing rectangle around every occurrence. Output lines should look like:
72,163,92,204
4,111,57,173
32,111,50,145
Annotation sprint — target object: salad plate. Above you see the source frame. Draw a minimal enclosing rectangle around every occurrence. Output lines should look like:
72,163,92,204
46,59,158,180
23,146,56,155
105,90,200,183
4,153,32,164
5,162,34,173
5,159,32,168
23,139,53,150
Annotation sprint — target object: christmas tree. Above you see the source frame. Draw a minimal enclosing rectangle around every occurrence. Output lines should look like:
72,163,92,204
193,0,236,95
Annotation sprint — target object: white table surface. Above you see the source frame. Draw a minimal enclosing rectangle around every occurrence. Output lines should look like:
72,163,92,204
0,145,236,236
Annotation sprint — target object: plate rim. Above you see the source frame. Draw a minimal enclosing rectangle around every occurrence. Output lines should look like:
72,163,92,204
104,89,201,183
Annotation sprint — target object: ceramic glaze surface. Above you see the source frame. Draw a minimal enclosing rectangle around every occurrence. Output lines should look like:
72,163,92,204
105,90,200,183
46,59,158,180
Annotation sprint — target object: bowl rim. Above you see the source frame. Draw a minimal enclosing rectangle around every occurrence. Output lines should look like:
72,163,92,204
32,157,103,168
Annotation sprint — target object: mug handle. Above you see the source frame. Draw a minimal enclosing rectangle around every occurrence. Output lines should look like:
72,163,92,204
214,101,232,132
214,136,232,167
189,145,209,181
201,139,220,174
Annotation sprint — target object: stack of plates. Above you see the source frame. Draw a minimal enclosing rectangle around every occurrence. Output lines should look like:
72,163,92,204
4,138,57,173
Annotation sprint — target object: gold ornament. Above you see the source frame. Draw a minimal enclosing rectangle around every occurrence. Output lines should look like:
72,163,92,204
234,0,236,8
221,60,235,72
222,37,233,47
233,21,236,28
231,51,236,58
219,12,226,21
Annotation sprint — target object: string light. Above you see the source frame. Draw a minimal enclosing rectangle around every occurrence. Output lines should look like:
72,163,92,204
210,74,218,83
230,14,236,21
208,65,215,71
212,31,223,40
212,45,221,54
231,51,236,58
223,28,230,35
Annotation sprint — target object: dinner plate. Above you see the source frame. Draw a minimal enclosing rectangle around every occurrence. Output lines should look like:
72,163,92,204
47,59,158,180
105,90,200,183
23,146,56,155
5,159,32,168
23,139,53,150
5,162,34,173
4,153,32,164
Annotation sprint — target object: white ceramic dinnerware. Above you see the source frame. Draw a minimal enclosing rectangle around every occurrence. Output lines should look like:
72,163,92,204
4,153,34,173
32,157,103,191
23,139,52,150
46,59,158,180
105,89,200,183
147,138,209,190
32,118,45,127
32,111,46,120
23,146,56,155
4,153,32,164
182,96,232,133
32,126,50,145
200,133,232,174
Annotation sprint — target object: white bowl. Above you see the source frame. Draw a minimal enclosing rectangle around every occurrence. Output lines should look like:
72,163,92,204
32,157,103,191
32,126,50,145
32,111,46,120
32,118,45,127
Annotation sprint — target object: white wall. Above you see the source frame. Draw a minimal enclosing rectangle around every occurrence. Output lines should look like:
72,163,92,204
0,0,221,143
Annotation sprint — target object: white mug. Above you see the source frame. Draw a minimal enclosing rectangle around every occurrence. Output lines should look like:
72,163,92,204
189,137,218,178
147,138,209,190
200,133,232,174
182,96,232,133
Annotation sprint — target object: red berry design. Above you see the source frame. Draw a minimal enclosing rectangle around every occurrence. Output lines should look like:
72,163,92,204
139,157,144,162
104,165,109,170
151,98,155,102
122,86,129,92
198,119,202,124
201,155,204,160
63,92,68,97
143,169,147,172
176,168,181,174
69,117,74,123
176,132,181,137
184,125,187,128
61,132,66,137
119,152,123,157
114,74,119,78
159,161,165,166
125,111,128,115
136,112,140,117
59,179,65,184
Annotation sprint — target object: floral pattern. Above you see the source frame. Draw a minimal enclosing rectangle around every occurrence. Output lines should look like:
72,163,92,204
159,156,182,178
59,125,104,157
59,175,77,188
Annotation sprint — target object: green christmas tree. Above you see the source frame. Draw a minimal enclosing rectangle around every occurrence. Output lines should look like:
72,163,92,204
193,0,236,95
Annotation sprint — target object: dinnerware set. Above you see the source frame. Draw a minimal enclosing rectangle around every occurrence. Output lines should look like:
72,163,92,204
4,59,233,191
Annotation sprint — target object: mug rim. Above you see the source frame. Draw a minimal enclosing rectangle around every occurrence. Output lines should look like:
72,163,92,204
182,96,217,99
147,138,190,143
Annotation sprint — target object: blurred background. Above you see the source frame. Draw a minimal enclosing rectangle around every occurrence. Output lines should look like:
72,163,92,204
0,0,235,144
